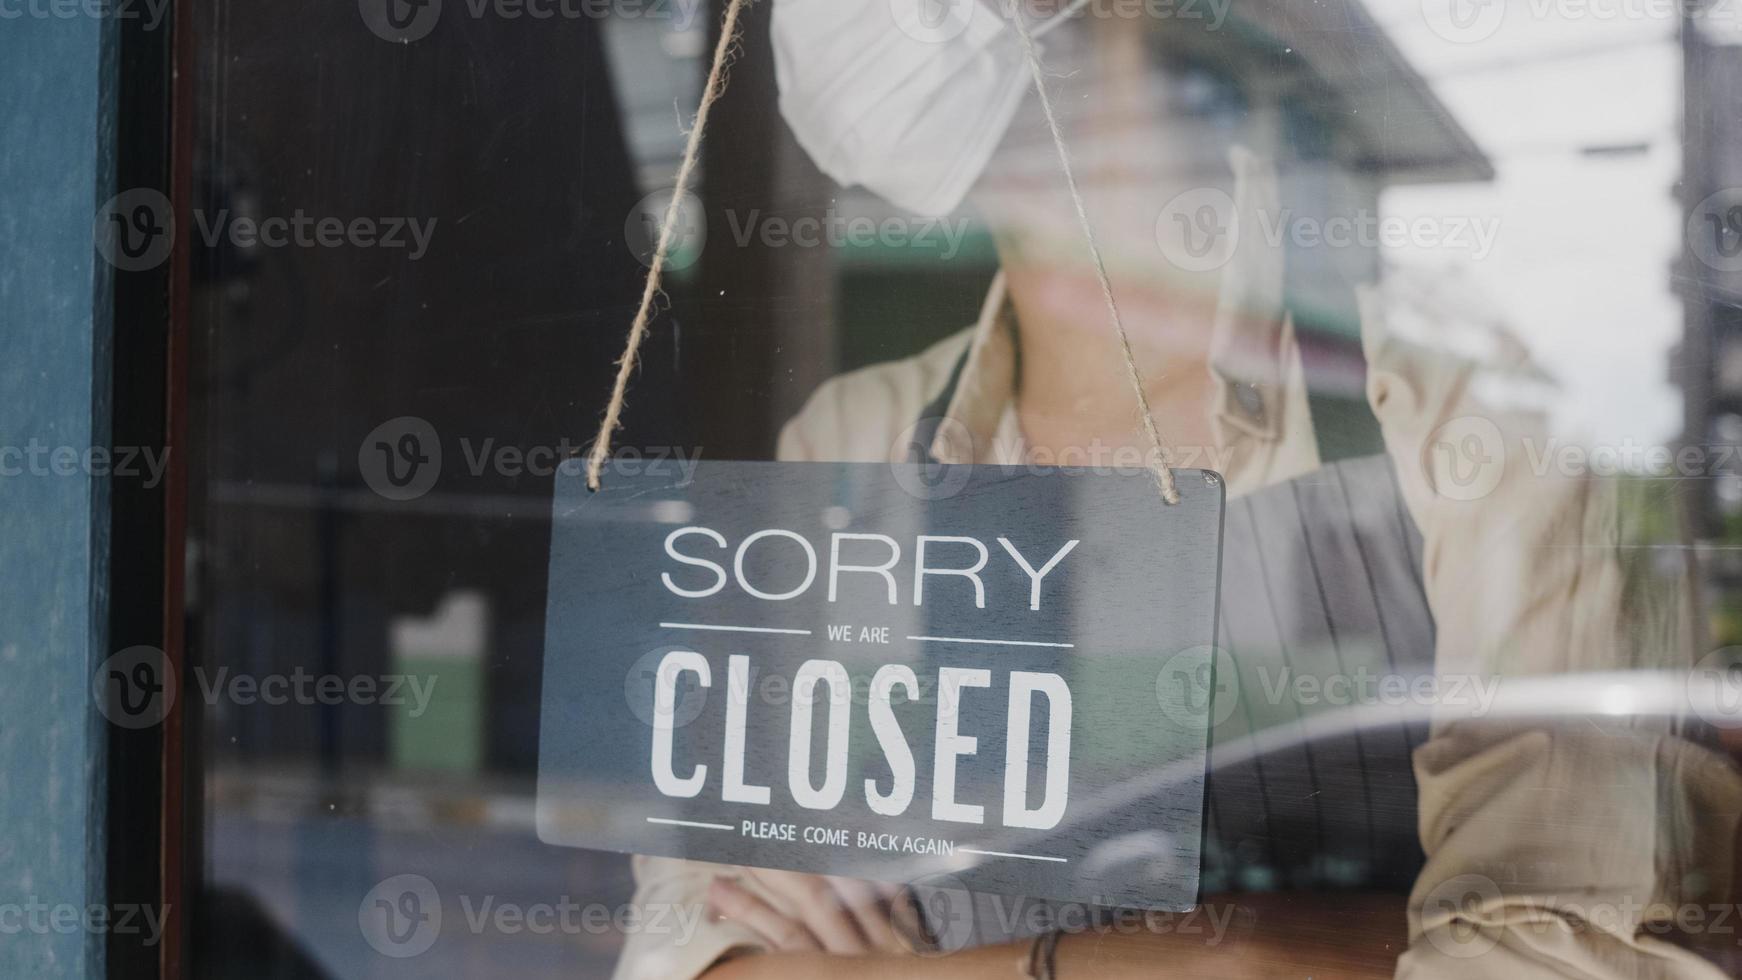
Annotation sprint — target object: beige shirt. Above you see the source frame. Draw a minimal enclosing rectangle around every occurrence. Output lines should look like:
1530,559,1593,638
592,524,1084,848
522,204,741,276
615,151,1741,980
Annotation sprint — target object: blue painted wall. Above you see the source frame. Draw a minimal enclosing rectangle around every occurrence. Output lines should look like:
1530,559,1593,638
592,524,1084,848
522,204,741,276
0,7,116,978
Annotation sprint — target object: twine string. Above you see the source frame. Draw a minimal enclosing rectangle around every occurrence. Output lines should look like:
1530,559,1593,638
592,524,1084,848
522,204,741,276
1005,1,1182,505
585,0,752,490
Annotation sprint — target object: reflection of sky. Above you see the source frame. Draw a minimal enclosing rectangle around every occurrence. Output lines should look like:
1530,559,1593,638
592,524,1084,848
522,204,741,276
1368,1,1684,444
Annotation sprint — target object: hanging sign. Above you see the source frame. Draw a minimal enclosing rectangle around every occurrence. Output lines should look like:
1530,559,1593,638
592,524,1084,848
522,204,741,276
536,459,1224,910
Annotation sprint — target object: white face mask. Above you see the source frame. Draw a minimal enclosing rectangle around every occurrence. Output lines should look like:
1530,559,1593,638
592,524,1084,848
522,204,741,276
772,0,1080,217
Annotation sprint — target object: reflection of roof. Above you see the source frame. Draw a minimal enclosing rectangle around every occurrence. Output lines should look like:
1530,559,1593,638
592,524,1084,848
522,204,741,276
1216,0,1496,184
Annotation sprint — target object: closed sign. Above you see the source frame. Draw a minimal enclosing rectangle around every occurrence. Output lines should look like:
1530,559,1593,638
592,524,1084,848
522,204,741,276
536,460,1224,910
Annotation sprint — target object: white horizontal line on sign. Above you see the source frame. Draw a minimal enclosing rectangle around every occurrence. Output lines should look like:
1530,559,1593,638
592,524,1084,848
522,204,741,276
646,817,735,831
958,847,1069,864
660,622,813,636
906,635,1075,649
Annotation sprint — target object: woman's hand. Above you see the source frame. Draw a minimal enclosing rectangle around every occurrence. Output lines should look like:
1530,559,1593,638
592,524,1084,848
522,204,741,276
707,869,917,956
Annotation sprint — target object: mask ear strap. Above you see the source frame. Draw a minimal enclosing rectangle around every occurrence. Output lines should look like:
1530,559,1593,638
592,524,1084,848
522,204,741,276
1005,1,1185,505
584,0,752,491
1030,0,1093,39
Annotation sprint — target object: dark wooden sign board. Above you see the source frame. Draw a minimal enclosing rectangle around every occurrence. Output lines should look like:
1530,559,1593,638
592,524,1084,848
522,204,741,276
536,460,1224,910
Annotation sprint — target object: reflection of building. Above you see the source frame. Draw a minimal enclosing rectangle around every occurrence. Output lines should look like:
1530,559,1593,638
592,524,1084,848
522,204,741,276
1681,4,1742,651
1118,0,1498,461
672,0,1495,463
1682,4,1742,542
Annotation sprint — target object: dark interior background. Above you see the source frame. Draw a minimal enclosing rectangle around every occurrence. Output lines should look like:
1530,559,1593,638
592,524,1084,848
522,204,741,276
184,2,984,975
